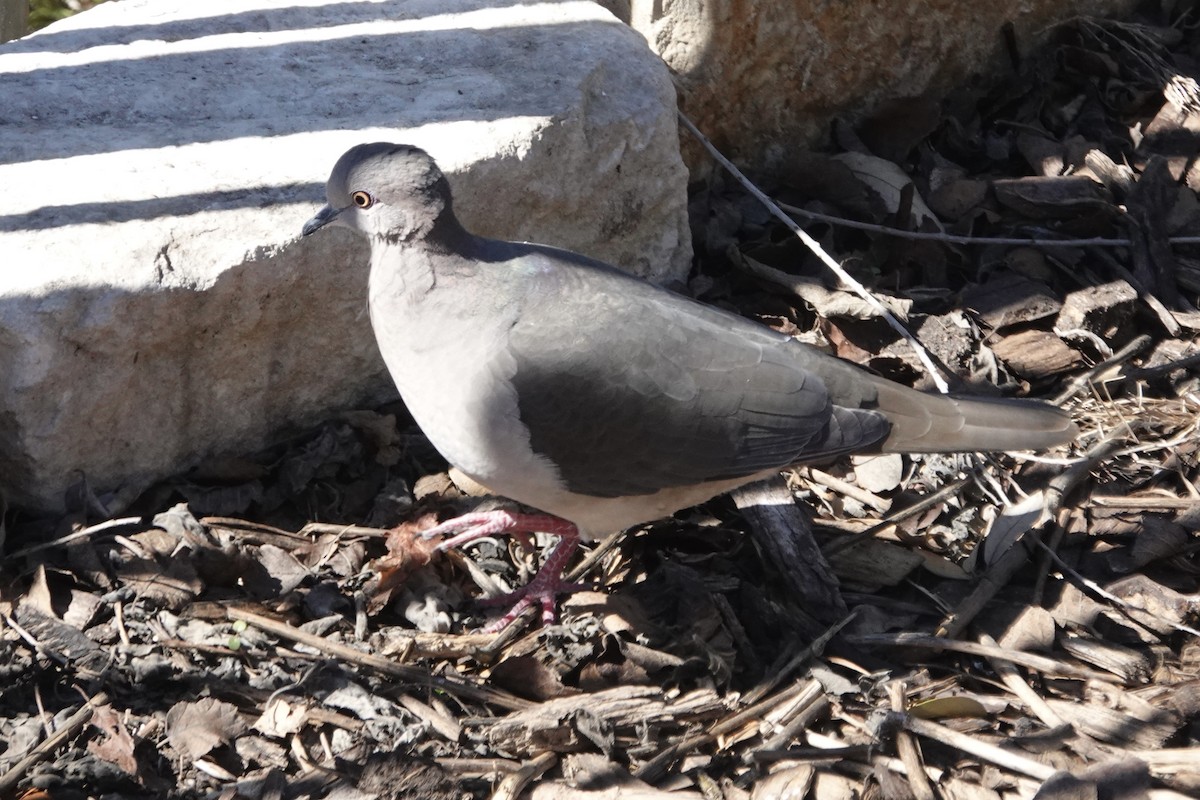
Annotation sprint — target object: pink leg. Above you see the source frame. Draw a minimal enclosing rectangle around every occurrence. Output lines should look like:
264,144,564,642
421,511,582,630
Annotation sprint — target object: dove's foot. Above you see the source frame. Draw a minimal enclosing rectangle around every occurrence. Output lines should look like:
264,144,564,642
421,511,582,630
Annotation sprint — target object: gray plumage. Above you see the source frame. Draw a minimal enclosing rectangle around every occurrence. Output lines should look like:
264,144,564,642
304,143,1077,538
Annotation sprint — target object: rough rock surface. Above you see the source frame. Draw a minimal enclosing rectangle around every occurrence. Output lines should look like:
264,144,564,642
0,0,22,43
0,0,690,512
619,0,1140,171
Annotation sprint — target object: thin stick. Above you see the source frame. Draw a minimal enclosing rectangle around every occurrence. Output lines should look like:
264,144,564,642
634,677,822,783
678,112,950,393
844,633,1110,682
780,201,1136,247
1031,537,1200,638
900,714,1057,780
977,634,1065,728
887,682,936,800
228,607,529,710
935,437,1118,639
822,477,971,557
0,691,109,794
491,752,556,800
1053,335,1151,406
636,611,854,782
7,517,144,559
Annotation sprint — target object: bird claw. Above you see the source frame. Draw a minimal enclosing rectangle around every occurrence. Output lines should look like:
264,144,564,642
477,578,591,632
419,510,582,629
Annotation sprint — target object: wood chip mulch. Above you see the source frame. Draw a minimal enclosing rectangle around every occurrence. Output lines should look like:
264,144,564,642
2,8,1199,800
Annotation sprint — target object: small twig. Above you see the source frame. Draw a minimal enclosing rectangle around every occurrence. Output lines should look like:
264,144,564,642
977,634,1065,729
805,468,891,513
938,518,1045,639
743,609,857,705
636,610,855,783
228,607,529,710
899,714,1057,781
887,682,936,800
1030,537,1200,638
34,685,50,740
1087,495,1200,509
113,600,131,648
635,678,820,783
936,437,1120,639
4,614,70,667
206,516,317,538
565,529,625,584
781,730,948,784
822,477,972,557
7,516,144,559
781,201,1136,247
679,112,950,393
433,757,523,777
1105,425,1200,462
1032,507,1072,605
1053,334,1152,406
1119,349,1200,381
844,633,1112,682
732,249,914,320
755,683,830,753
490,751,556,800
295,521,393,539
976,628,1123,763
0,691,109,794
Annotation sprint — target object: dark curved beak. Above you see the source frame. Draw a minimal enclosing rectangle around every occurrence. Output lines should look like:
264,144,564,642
302,204,344,236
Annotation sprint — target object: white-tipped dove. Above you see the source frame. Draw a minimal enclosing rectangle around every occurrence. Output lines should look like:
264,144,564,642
303,143,1077,628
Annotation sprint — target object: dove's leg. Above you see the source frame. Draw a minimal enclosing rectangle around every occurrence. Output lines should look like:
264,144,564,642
421,511,582,630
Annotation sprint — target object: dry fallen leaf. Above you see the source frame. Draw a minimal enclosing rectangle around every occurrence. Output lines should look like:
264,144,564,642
751,763,815,800
256,544,310,594
364,515,441,611
849,453,904,493
88,703,139,775
832,151,944,229
166,698,248,760
997,606,1057,652
909,695,991,720
253,698,308,738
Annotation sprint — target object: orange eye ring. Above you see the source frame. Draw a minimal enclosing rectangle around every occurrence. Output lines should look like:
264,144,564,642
351,190,374,209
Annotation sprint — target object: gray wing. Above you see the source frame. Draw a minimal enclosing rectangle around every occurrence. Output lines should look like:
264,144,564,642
502,248,890,498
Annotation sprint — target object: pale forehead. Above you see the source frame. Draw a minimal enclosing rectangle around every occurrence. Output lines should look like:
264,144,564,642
337,146,435,188
322,144,436,203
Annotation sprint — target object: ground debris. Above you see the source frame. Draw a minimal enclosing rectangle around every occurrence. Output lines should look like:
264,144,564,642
3,7,1200,799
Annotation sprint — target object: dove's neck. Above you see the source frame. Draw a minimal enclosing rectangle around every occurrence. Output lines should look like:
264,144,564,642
378,199,474,254
421,211,475,255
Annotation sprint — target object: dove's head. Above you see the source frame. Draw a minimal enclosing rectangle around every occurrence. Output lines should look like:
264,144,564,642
302,143,458,243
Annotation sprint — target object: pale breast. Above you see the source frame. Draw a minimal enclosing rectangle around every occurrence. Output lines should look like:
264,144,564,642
366,245,567,502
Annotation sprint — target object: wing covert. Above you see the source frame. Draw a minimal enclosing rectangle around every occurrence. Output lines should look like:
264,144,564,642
502,252,888,497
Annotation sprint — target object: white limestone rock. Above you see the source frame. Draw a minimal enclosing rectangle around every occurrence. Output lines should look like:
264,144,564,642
0,0,690,512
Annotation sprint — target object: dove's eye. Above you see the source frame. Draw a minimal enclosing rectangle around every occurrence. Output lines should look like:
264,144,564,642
351,191,374,209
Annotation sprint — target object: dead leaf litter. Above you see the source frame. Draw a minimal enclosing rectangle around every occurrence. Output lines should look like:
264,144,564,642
2,10,1200,799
